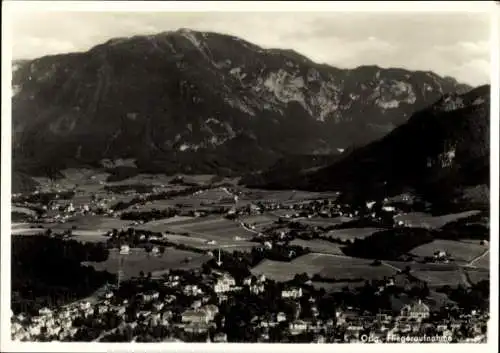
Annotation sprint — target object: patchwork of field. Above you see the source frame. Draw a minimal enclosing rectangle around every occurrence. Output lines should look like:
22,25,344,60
133,216,259,251
84,248,210,279
290,239,344,255
251,253,397,282
166,216,254,240
324,227,382,241
410,239,488,264
393,210,481,229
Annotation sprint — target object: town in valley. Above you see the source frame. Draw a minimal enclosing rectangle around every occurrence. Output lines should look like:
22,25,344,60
7,7,492,346
11,172,490,343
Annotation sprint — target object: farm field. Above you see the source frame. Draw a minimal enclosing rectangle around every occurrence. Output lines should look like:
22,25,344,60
12,206,37,216
469,250,489,269
190,188,234,201
166,216,254,240
11,228,45,236
239,214,276,229
11,216,134,235
11,226,107,243
290,239,344,255
251,253,397,282
324,227,382,241
393,210,481,229
136,216,196,231
464,268,489,284
161,233,256,252
58,215,134,231
411,269,469,287
410,239,487,264
384,261,459,272
84,247,210,279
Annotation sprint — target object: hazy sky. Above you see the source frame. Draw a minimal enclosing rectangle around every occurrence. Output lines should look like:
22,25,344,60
9,10,492,86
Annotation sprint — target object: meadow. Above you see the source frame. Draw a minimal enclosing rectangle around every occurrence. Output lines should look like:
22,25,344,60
59,215,134,232
251,253,397,282
311,281,363,292
290,239,344,255
393,210,481,229
166,216,254,240
410,239,487,264
83,247,210,279
464,268,490,284
411,269,469,287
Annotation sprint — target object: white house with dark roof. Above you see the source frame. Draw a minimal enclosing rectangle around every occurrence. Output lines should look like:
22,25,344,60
400,300,430,321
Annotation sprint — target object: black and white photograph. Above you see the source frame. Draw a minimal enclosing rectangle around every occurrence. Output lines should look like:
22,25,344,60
1,1,498,351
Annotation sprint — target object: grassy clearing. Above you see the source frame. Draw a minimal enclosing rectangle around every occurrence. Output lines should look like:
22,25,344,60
84,248,210,279
169,217,253,240
411,269,468,287
61,215,134,231
290,239,344,255
465,268,489,284
160,232,255,251
470,250,489,269
410,239,487,264
135,216,196,232
251,253,396,282
394,210,481,229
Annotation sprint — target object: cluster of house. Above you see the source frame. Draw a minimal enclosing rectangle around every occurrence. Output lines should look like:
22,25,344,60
11,264,489,343
11,300,100,341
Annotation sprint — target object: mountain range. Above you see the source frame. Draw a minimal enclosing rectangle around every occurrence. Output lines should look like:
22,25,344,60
12,29,472,178
243,84,490,210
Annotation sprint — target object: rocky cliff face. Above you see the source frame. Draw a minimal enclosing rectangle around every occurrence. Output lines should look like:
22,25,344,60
12,29,470,175
257,85,490,205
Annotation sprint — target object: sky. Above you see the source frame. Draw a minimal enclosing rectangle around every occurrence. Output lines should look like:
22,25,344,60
8,8,493,86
